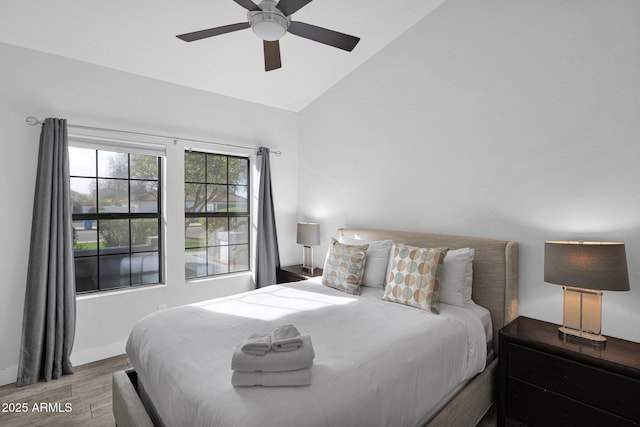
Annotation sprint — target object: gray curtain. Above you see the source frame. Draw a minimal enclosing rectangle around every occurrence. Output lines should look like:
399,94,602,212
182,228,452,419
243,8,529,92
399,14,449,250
255,147,280,287
17,118,76,387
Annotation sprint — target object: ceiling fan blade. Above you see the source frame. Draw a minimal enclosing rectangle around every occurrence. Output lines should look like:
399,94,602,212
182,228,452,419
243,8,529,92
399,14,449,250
264,40,282,71
288,21,360,51
276,0,313,16
233,0,261,11
176,22,251,42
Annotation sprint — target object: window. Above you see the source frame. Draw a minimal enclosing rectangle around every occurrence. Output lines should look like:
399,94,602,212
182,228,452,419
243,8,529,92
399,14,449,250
69,146,162,293
184,151,250,279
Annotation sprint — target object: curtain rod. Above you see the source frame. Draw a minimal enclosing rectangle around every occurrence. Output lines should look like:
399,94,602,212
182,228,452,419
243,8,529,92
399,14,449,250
25,116,281,156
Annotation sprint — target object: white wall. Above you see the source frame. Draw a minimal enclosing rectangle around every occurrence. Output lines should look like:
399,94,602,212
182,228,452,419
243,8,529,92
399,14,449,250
0,42,299,385
299,0,640,342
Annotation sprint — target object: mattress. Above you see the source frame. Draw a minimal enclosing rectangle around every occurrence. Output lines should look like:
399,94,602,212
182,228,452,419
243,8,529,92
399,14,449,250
126,280,488,427
463,299,494,359
352,279,493,360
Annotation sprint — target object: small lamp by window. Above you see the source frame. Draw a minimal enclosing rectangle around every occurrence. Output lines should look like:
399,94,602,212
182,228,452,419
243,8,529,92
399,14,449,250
544,241,630,347
297,222,320,274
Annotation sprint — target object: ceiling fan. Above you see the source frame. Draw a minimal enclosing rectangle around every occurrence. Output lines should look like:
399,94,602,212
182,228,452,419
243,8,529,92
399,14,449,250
176,0,361,72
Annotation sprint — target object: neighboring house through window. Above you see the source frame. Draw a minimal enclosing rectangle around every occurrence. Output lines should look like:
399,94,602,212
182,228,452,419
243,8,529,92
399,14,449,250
184,151,250,279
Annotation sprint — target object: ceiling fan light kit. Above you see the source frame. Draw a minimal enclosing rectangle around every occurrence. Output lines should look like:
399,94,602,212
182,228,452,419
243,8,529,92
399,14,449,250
249,0,289,41
176,0,360,71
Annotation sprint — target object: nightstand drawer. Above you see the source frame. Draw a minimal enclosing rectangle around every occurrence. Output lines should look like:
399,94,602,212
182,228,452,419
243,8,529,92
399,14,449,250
507,377,638,427
508,342,640,421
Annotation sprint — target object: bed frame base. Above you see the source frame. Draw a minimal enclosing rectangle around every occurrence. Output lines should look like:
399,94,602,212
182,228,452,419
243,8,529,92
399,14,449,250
112,369,154,427
428,358,496,426
113,359,496,427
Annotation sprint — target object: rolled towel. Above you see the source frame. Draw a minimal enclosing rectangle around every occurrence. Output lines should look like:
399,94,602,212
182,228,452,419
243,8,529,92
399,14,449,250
271,324,304,352
241,333,272,356
232,335,315,372
232,368,312,387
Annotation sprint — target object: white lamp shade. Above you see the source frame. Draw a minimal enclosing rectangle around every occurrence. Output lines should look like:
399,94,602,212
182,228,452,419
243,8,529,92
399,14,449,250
296,222,320,246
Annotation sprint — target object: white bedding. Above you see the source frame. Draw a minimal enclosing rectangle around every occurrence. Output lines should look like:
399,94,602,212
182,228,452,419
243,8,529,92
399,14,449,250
126,279,488,427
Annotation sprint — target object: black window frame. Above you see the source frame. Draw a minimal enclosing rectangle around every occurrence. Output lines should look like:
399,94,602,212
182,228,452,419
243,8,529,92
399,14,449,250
184,151,250,280
70,148,163,294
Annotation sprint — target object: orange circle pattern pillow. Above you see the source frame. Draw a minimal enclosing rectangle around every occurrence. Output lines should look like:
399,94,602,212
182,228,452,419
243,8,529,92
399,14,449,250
382,244,449,313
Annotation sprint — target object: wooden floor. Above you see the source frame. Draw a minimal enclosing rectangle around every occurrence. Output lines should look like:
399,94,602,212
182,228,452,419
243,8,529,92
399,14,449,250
0,354,131,427
478,404,498,427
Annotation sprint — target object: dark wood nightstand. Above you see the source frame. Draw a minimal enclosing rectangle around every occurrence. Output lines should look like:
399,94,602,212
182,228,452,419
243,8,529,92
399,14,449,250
276,265,323,284
498,316,640,427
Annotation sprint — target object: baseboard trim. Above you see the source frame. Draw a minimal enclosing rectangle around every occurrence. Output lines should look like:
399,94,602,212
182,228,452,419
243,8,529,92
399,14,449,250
71,341,127,367
0,341,127,387
0,365,18,387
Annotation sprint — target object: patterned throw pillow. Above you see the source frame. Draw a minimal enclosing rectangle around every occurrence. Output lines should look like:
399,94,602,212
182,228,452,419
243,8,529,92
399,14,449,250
382,244,449,313
322,238,368,295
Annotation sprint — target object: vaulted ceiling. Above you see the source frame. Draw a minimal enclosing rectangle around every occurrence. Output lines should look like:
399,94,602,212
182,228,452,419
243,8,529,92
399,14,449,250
0,0,445,111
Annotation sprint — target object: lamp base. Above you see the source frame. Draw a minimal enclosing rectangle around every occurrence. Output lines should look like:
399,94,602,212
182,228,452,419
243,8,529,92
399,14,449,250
558,326,607,348
561,286,605,348
301,245,314,276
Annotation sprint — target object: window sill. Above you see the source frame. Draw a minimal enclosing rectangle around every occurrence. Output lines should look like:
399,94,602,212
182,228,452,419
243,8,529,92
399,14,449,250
76,283,167,300
185,270,252,285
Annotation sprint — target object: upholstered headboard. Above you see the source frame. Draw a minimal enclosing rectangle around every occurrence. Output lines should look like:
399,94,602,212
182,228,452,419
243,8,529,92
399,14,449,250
337,228,519,354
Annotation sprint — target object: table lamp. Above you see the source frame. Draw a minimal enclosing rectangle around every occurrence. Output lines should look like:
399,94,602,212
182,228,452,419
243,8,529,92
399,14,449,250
297,222,320,274
544,241,629,347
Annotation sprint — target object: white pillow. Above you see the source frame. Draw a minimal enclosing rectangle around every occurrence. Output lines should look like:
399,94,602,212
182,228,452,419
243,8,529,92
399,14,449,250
338,237,393,288
438,248,475,306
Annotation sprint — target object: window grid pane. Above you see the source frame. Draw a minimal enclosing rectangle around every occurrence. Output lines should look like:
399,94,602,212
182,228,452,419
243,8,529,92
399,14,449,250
185,248,207,279
131,181,159,213
230,244,249,272
185,218,206,248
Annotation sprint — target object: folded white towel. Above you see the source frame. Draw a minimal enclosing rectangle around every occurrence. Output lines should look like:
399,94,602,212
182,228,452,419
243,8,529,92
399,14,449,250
232,335,315,372
271,324,304,352
232,368,312,387
241,333,272,356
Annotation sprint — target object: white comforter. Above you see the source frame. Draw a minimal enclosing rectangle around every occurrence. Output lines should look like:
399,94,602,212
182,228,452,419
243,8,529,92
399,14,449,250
126,279,487,427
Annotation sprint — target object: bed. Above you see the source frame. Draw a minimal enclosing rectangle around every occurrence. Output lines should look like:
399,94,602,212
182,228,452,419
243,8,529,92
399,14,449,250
113,228,518,427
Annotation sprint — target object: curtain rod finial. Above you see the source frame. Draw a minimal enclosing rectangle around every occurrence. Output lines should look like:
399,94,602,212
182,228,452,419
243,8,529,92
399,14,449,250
26,116,41,126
